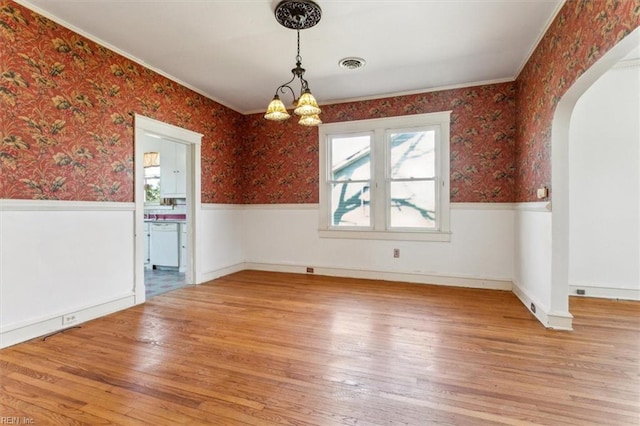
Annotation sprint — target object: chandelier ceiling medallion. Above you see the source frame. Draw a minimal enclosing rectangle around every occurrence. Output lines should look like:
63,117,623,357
264,0,322,127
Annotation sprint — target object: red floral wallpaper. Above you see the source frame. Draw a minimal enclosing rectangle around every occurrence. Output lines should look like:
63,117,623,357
0,0,244,203
242,83,518,203
515,0,640,201
4,0,636,205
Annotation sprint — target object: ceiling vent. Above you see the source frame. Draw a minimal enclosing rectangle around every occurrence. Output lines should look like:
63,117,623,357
339,57,366,70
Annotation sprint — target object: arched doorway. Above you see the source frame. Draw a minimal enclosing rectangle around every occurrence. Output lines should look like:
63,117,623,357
569,50,639,300
550,28,640,327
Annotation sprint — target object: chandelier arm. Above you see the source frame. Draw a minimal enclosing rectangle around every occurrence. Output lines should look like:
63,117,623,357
276,83,297,101
275,70,298,100
299,76,310,94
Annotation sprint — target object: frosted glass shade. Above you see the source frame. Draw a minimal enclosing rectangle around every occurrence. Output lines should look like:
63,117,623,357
298,114,322,127
264,96,291,121
294,90,321,116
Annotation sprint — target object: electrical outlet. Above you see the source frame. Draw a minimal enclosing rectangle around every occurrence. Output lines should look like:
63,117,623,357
306,267,314,273
576,289,586,295
393,248,400,258
62,313,78,326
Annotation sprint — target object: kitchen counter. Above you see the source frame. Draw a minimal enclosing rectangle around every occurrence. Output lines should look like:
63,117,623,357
144,213,186,223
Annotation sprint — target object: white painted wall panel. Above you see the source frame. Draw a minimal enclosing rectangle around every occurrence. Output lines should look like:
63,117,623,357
513,208,552,312
1,208,134,330
242,205,514,284
198,205,245,281
569,62,640,299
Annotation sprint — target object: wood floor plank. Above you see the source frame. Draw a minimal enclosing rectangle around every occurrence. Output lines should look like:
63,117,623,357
1,270,638,425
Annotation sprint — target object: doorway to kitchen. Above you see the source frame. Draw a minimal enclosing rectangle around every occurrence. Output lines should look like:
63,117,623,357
134,115,203,304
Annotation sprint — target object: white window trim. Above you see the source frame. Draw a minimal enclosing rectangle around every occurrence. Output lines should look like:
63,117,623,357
319,111,451,242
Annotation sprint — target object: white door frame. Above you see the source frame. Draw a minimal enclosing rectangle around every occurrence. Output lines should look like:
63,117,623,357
134,114,203,304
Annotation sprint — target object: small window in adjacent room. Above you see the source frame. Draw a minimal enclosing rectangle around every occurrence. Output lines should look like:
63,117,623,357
319,111,451,241
143,151,161,203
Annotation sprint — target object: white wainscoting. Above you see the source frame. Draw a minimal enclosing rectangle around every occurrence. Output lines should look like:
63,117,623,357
0,200,136,348
512,202,573,330
199,204,246,282
241,203,515,291
3,199,582,348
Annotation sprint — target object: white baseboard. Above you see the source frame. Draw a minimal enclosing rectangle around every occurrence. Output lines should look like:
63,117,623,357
0,294,135,349
199,262,246,284
569,283,639,301
244,262,513,291
512,282,573,330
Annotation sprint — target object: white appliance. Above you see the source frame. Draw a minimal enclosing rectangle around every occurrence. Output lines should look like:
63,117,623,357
150,222,179,267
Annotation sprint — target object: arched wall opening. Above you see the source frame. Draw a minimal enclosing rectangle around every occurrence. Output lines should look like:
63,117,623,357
550,28,640,327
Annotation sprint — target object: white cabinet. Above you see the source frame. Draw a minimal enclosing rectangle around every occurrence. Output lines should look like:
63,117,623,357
160,141,187,198
143,222,150,267
150,222,179,267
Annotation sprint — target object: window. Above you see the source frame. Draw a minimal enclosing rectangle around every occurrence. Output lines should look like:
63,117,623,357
319,111,451,241
329,133,372,227
143,151,161,203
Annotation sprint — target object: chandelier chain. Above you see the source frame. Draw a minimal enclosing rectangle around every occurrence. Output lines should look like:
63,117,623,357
296,30,302,64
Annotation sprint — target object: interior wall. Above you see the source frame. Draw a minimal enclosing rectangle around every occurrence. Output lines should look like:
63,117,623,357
513,1,640,329
2,0,638,347
568,61,640,300
0,203,136,347
0,1,244,347
515,1,640,202
242,205,515,290
512,205,553,324
199,205,246,282
0,0,244,204
241,83,517,204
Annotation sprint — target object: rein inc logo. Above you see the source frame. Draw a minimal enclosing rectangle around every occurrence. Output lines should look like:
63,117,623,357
0,418,35,425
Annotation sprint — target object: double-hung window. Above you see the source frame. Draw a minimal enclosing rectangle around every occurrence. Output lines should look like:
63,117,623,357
319,111,451,241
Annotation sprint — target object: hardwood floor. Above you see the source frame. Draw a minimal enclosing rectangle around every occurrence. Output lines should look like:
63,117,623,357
1,270,638,425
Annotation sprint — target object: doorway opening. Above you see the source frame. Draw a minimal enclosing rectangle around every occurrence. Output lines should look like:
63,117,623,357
568,49,639,302
143,139,189,298
134,115,203,304
549,28,640,324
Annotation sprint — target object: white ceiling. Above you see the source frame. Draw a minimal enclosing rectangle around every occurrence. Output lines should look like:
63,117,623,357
19,0,565,114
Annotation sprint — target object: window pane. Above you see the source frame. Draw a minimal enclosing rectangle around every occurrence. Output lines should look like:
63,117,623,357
389,180,436,228
331,182,371,227
144,165,160,178
145,177,160,202
390,130,435,179
331,135,371,181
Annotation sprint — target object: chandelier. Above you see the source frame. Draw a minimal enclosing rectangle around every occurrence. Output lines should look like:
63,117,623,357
264,0,322,127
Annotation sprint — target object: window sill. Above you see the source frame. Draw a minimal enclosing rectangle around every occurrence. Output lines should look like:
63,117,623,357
318,229,451,242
